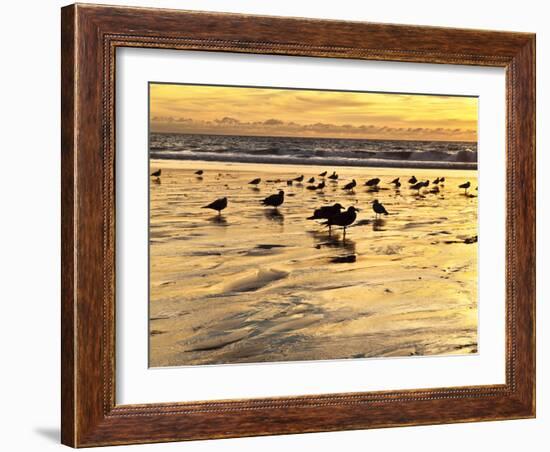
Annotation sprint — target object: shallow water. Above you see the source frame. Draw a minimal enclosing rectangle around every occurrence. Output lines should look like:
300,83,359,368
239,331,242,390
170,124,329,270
149,160,478,367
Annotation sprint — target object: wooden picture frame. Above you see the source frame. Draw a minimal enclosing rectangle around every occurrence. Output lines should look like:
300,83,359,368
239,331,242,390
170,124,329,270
61,3,535,447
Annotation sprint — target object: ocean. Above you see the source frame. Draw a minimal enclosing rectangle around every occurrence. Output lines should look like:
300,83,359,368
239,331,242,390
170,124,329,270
149,133,478,170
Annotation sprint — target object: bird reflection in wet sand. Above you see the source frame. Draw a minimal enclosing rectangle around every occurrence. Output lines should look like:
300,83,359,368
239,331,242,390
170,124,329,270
208,215,228,225
372,218,386,231
264,208,284,224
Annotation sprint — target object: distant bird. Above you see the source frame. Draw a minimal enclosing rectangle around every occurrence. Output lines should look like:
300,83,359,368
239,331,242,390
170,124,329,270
433,177,440,185
430,186,440,194
390,177,401,187
151,169,161,177
306,184,317,190
294,175,304,183
372,199,389,218
262,190,285,208
440,177,446,183
248,178,261,185
195,170,204,176
408,175,418,185
328,171,339,180
325,206,359,239
459,181,471,194
411,180,430,194
365,177,380,187
202,197,227,215
316,181,326,190
286,180,293,186
343,179,357,191
307,177,315,184
319,171,327,177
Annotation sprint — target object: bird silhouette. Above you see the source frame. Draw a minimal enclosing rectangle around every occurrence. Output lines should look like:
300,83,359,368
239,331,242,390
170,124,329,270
390,177,401,188
365,177,380,187
325,206,359,240
343,179,357,191
372,199,389,218
195,170,204,176
248,178,261,185
408,176,418,184
328,171,339,180
262,190,285,208
294,175,304,183
318,171,327,177
202,197,227,215
316,181,326,190
433,177,440,185
411,180,430,194
459,181,471,194
307,177,315,184
308,203,344,220
151,169,161,177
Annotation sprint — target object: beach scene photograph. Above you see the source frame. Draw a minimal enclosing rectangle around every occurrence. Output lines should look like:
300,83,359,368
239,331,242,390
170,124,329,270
148,83,479,367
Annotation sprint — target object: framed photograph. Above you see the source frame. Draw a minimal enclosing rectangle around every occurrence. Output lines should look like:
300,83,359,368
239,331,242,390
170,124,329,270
61,4,536,447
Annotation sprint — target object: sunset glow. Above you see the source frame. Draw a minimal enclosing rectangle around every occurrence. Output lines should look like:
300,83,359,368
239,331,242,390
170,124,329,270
150,83,478,142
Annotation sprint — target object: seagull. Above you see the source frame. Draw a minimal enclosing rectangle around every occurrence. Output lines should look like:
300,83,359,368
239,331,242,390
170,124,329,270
390,177,401,188
325,206,359,240
308,203,344,220
307,203,344,233
365,177,380,187
411,180,430,194
316,181,326,190
248,178,261,185
294,175,304,183
433,177,440,185
408,176,418,185
328,171,339,180
195,170,204,176
440,177,446,183
151,169,161,178
318,170,327,177
459,181,471,194
262,190,285,208
372,199,389,218
202,197,227,215
307,177,315,184
343,179,357,191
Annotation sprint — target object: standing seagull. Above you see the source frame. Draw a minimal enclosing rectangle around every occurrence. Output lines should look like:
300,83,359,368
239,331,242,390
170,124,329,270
195,170,204,176
411,180,430,194
365,177,380,187
372,199,389,218
459,181,471,194
248,178,261,185
328,171,339,181
318,170,327,177
262,190,285,208
343,179,357,191
202,197,227,215
325,206,359,240
408,175,418,185
151,169,161,178
308,203,344,233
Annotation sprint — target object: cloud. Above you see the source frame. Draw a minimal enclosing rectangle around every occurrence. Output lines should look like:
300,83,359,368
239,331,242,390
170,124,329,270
150,115,476,142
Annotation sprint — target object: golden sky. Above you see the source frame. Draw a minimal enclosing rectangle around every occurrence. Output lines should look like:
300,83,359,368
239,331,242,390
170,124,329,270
149,83,477,142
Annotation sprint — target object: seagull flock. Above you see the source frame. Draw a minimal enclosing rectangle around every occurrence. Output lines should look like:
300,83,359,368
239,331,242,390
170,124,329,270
151,168,475,241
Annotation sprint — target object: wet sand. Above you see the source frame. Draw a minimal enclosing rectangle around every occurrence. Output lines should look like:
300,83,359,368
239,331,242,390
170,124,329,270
149,159,478,367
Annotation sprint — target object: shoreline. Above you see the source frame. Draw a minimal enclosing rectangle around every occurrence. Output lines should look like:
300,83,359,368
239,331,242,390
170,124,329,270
150,154,478,171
